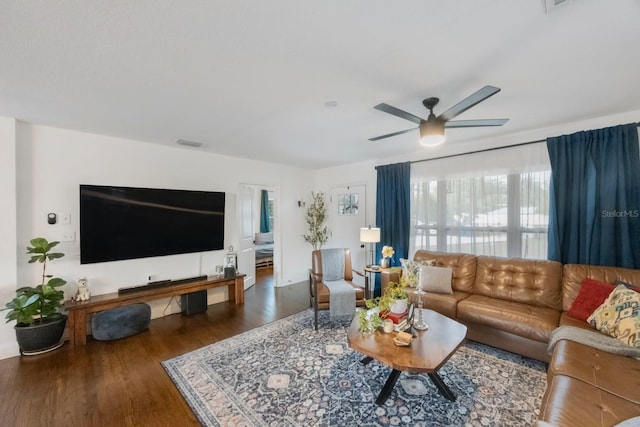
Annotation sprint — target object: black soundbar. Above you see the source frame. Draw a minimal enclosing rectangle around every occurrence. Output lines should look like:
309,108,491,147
118,275,208,295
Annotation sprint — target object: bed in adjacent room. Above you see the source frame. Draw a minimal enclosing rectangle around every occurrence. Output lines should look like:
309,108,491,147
254,232,274,268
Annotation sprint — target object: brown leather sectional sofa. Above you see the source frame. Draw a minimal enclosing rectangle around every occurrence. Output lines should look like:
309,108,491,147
381,250,640,427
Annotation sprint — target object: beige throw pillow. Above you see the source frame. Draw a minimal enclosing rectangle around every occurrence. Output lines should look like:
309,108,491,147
419,266,453,294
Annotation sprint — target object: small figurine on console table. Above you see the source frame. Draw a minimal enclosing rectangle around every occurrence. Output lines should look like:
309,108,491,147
73,277,91,302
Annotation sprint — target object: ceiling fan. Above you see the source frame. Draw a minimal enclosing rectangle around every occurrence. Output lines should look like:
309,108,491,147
370,85,509,147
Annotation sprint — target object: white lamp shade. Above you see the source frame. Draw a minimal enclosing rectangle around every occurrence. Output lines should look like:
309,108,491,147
419,118,445,147
360,227,380,243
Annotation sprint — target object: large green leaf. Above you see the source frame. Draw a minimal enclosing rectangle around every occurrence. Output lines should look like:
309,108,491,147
3,294,40,325
28,254,45,264
47,278,67,288
26,238,63,262
40,300,62,318
47,252,64,260
5,294,39,309
28,237,57,250
15,286,38,295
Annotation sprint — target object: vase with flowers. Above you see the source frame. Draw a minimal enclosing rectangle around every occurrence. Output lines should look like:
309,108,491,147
380,245,394,268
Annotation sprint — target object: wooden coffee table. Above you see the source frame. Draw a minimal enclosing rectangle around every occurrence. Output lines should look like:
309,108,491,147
347,309,467,405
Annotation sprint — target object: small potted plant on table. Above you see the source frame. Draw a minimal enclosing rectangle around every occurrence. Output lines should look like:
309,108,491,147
377,281,408,315
3,237,68,355
356,281,408,333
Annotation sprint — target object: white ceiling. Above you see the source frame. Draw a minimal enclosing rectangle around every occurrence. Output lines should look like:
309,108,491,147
1,0,640,169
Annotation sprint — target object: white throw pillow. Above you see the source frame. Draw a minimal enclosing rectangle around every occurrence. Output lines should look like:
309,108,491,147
419,266,453,294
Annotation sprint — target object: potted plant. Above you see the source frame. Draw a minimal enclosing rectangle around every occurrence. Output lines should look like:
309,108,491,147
356,299,384,334
357,281,409,333
3,237,68,355
377,281,409,314
302,191,329,250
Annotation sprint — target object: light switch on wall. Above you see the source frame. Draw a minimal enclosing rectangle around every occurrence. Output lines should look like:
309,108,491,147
61,213,71,225
60,231,76,242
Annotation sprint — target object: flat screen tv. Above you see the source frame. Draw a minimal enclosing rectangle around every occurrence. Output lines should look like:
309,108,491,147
80,184,225,264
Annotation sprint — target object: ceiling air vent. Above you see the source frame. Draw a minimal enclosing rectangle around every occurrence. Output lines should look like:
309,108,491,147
176,139,203,148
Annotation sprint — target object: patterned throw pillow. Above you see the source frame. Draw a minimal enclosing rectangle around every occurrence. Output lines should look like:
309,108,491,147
399,258,436,288
616,280,640,293
587,284,640,348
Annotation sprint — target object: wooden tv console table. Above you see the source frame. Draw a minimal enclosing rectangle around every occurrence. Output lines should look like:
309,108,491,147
64,274,245,348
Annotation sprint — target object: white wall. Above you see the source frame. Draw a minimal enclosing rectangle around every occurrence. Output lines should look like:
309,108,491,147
0,117,19,359
315,158,378,231
0,120,314,359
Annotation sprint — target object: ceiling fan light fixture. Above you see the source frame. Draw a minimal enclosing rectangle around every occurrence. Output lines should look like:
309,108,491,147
370,86,507,145
419,118,445,147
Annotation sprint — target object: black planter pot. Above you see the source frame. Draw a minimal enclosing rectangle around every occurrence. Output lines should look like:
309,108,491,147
14,315,67,355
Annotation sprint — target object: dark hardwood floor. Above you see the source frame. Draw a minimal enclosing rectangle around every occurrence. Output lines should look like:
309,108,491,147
0,267,311,427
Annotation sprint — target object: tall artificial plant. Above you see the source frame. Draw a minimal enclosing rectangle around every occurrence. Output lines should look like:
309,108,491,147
302,191,329,250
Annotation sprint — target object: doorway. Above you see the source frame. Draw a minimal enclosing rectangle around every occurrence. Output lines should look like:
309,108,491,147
238,183,278,290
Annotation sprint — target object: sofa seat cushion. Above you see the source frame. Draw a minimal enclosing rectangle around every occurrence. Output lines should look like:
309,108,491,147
457,294,560,342
539,374,640,427
549,339,640,404
408,288,469,319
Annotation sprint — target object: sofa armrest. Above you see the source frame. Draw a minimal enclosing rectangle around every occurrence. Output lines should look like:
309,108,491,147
381,268,401,295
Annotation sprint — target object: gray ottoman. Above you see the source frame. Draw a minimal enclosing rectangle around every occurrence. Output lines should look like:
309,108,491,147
91,303,151,341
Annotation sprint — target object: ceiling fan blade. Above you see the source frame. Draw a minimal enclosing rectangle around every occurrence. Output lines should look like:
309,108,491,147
374,103,423,125
438,86,501,122
445,118,509,128
369,127,418,141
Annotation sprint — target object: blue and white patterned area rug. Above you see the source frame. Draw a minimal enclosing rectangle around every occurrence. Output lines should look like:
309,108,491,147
162,309,546,426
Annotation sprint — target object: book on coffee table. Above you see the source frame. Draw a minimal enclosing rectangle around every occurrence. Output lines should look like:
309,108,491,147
381,310,408,324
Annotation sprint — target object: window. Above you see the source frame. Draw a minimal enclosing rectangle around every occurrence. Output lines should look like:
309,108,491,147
337,193,359,215
412,171,550,259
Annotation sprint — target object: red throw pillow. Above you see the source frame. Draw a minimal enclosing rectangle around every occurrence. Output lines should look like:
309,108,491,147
567,278,616,321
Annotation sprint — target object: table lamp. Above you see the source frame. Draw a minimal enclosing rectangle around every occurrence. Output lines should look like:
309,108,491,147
360,225,380,268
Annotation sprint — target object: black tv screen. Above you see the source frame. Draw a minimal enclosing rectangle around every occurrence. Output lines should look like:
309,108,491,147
80,184,225,264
